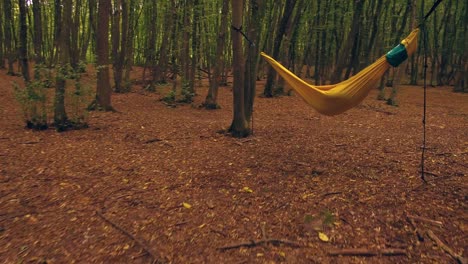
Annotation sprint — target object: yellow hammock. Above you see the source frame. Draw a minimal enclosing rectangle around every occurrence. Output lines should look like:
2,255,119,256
261,28,419,115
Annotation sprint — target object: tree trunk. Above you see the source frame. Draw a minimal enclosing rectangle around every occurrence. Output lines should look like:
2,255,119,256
263,0,297,97
122,0,135,91
204,0,229,109
112,0,128,93
91,0,113,111
32,0,43,65
387,0,411,106
189,0,199,95
331,0,363,83
145,0,157,89
4,0,15,75
0,0,4,69
18,0,30,82
229,0,249,137
244,0,264,122
54,0,71,130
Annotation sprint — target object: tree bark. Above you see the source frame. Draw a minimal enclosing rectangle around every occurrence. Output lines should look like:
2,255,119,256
204,0,229,109
0,0,4,69
32,0,43,65
3,0,15,75
54,0,71,130
244,0,264,122
92,0,113,111
331,0,363,83
263,0,297,97
229,0,249,137
18,0,30,82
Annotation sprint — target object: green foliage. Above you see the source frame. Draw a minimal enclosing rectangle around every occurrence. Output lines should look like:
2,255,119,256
13,78,49,130
162,89,176,104
13,64,91,131
321,209,335,227
68,76,92,127
178,81,195,103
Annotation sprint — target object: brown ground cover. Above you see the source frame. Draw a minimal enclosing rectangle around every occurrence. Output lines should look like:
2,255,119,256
0,67,466,263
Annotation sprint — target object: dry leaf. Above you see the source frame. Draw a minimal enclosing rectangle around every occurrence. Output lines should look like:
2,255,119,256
318,232,329,242
241,187,253,193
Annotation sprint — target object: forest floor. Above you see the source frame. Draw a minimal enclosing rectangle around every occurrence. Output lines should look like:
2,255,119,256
0,66,467,264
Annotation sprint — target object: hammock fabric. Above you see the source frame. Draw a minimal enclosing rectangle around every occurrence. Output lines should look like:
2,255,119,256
261,28,419,115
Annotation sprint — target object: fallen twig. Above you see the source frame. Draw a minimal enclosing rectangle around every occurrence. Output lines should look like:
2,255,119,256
21,141,40,144
217,239,301,251
407,214,443,227
426,230,467,264
419,170,440,177
144,138,162,144
328,248,407,256
96,211,160,263
406,216,424,241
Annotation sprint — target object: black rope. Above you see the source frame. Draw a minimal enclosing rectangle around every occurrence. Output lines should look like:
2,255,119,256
420,24,428,183
231,25,255,47
418,0,443,182
418,0,443,27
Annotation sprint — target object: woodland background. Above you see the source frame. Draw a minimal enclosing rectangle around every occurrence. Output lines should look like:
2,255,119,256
0,0,466,134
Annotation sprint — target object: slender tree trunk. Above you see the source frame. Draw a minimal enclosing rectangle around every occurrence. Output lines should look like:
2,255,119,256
154,1,173,84
145,0,157,89
364,0,383,66
331,0,363,83
123,0,135,91
32,0,43,65
112,0,128,93
91,0,113,111
263,0,297,97
53,0,62,65
229,0,249,137
88,0,97,58
18,0,30,82
181,1,190,90
453,1,467,92
204,0,229,109
4,0,15,75
70,0,81,68
388,0,411,106
189,0,199,94
0,0,4,69
244,0,264,122
54,0,71,130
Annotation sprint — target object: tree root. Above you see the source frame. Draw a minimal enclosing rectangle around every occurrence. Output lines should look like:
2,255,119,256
328,248,407,256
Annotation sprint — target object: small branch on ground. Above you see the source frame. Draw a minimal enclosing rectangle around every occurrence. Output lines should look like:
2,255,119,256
407,214,443,227
96,210,161,263
426,230,467,264
323,192,342,197
406,216,424,241
144,138,162,144
328,248,407,256
419,170,440,177
217,239,301,251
